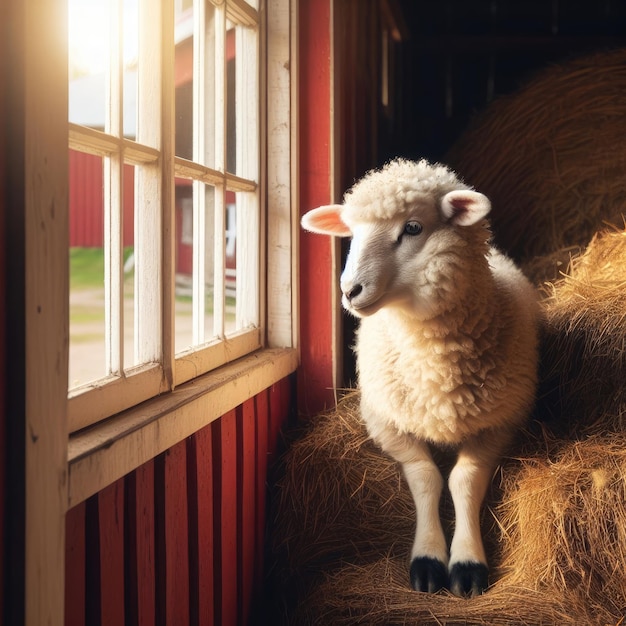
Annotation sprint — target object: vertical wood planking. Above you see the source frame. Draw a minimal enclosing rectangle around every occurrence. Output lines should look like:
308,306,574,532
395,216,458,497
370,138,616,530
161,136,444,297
85,496,101,625
269,376,291,458
187,425,215,626
125,461,156,626
98,479,125,626
65,503,86,626
213,409,238,625
298,0,337,416
164,441,190,626
238,399,257,625
254,389,270,591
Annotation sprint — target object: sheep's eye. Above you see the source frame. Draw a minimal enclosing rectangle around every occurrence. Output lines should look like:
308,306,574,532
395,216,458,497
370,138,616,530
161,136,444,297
403,221,423,236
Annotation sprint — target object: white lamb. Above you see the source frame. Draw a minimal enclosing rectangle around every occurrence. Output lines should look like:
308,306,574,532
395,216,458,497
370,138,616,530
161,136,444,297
301,158,539,597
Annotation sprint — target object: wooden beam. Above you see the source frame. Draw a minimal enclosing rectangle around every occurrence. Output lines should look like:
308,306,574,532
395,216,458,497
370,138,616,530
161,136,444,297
297,0,338,415
22,1,70,625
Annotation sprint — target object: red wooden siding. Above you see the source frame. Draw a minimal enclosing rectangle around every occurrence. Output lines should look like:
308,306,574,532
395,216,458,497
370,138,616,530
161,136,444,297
0,50,6,626
64,377,292,626
298,0,336,416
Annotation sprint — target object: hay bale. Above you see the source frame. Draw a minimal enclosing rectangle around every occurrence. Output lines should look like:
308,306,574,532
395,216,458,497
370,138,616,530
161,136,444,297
446,48,626,264
540,227,626,428
265,395,626,625
497,432,626,625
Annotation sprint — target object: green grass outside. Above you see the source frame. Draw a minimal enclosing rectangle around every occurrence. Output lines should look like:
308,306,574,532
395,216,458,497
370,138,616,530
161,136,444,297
70,246,135,290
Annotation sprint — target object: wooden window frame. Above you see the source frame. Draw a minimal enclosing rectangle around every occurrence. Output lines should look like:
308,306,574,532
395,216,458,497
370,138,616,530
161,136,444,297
15,0,298,623
67,0,278,431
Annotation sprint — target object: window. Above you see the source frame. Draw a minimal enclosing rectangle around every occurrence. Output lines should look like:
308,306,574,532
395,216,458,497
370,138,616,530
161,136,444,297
67,0,287,433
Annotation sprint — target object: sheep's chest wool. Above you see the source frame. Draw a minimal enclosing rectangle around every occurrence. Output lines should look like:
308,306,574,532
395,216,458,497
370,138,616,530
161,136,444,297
356,301,526,445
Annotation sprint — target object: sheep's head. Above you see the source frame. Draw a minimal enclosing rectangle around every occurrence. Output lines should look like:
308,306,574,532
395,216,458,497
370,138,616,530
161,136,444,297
301,159,492,319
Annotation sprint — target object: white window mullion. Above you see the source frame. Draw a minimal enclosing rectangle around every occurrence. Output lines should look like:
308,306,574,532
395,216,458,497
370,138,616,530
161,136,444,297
135,0,162,364
213,4,227,337
104,0,124,375
235,25,259,331
192,0,207,344
160,0,176,384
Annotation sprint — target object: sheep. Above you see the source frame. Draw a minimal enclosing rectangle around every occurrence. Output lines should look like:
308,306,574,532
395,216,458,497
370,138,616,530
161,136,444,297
300,158,539,597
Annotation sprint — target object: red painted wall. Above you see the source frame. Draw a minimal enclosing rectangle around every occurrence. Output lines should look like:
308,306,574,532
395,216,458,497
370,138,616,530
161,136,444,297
64,377,293,626
297,0,337,416
0,36,6,626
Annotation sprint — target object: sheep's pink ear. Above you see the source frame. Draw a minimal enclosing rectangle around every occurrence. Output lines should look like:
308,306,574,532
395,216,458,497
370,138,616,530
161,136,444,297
301,205,351,236
441,190,491,226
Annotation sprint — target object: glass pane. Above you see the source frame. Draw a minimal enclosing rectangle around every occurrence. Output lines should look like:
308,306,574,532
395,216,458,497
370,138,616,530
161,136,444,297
68,0,109,128
69,0,139,135
202,185,218,341
175,180,217,352
69,149,106,388
229,190,259,335
226,25,236,174
175,2,194,159
122,164,136,370
175,177,193,352
229,23,259,180
123,0,138,139
224,192,237,334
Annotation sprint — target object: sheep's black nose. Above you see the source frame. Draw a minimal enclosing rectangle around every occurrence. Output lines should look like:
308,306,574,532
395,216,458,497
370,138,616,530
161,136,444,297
345,284,363,301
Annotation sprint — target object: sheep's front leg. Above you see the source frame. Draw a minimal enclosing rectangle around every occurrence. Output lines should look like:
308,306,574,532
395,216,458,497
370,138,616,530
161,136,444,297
448,437,504,597
371,425,448,593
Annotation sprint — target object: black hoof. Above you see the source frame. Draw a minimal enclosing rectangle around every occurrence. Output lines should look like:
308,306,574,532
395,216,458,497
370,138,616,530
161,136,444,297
449,561,489,597
410,556,448,593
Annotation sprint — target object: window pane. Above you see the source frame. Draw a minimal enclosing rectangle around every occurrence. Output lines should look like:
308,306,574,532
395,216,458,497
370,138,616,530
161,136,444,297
224,192,237,334
231,190,259,334
175,179,217,352
230,23,258,180
123,164,136,370
175,4,194,159
68,0,109,128
123,0,139,139
226,25,236,174
69,150,106,388
175,177,193,352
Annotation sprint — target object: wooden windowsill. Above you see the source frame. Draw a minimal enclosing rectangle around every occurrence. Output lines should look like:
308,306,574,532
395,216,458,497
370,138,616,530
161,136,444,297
67,347,299,509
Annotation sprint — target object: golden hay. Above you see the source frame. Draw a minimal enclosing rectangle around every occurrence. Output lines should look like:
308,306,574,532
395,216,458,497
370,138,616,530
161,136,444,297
265,393,626,625
497,431,626,624
446,48,626,263
294,559,590,625
540,227,626,427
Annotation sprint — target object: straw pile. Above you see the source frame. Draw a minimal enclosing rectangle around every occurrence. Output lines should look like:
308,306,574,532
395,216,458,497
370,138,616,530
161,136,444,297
540,227,626,429
266,391,626,625
446,47,626,264
496,431,626,624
